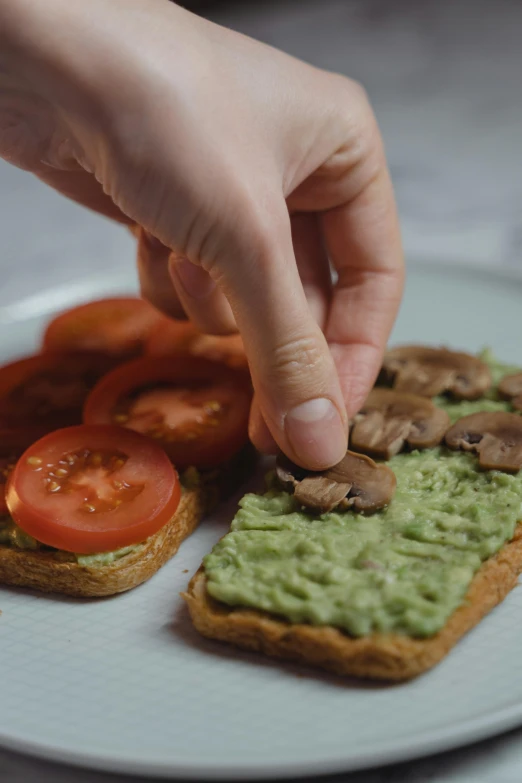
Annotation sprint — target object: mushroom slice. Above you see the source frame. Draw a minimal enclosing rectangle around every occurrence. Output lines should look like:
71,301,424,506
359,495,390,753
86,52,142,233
444,412,522,472
498,372,522,412
275,451,396,514
350,388,450,459
382,346,492,399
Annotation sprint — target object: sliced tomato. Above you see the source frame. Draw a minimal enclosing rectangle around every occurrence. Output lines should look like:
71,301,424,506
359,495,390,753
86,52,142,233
6,425,181,554
0,352,117,431
42,297,162,358
83,356,252,469
146,318,248,371
0,427,48,515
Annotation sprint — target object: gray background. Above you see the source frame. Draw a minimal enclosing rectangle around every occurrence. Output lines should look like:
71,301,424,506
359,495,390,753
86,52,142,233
1,0,522,780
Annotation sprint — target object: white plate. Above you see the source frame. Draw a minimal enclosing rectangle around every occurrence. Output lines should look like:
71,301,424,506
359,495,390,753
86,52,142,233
1,261,522,781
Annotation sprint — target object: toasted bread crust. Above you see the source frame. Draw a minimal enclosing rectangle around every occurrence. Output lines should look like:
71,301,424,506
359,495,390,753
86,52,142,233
184,523,522,680
0,487,205,597
0,444,256,598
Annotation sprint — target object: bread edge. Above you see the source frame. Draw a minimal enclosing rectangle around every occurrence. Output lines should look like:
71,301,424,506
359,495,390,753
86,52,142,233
0,442,257,598
183,523,522,681
0,486,205,598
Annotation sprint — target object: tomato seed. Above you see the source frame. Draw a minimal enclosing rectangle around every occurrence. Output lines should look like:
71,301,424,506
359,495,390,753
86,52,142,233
27,456,42,466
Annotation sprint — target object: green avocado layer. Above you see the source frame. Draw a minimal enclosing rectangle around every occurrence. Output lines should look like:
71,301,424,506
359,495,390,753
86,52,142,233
204,351,522,638
0,517,141,567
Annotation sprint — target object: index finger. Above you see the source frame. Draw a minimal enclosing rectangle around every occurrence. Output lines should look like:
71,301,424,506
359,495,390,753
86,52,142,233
322,160,404,417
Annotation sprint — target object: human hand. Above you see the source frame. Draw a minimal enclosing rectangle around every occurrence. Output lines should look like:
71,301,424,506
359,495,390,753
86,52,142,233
0,0,403,469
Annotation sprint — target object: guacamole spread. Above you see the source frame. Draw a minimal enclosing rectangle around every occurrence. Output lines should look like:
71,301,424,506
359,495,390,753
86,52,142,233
0,517,39,550
0,515,142,566
204,350,522,638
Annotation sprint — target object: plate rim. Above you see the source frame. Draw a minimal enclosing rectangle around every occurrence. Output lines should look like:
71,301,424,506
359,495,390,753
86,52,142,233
1,257,522,780
1,257,522,325
1,699,522,780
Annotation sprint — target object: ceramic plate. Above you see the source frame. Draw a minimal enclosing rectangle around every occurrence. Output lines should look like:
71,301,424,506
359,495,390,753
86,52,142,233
1,261,522,780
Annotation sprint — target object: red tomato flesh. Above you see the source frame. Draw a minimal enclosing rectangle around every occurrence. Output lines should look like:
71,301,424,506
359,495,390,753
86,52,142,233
146,318,248,371
83,356,251,469
42,297,162,358
6,425,181,554
0,352,116,431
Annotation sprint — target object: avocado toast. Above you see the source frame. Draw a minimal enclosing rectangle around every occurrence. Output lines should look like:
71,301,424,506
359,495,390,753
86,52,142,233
0,446,254,598
0,295,255,599
185,349,522,680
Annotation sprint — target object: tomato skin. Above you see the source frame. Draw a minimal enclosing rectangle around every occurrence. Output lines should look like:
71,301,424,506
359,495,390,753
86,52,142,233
146,318,248,371
0,352,117,431
6,425,181,554
83,356,252,470
146,319,198,355
42,297,162,358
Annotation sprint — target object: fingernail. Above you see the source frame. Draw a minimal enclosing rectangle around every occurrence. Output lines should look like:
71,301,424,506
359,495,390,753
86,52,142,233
170,255,216,300
285,398,347,469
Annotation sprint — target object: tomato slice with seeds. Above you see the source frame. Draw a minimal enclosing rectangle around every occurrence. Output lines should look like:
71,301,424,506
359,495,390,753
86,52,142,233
42,297,162,358
0,352,117,431
146,318,248,371
83,356,252,469
0,428,48,515
6,425,181,554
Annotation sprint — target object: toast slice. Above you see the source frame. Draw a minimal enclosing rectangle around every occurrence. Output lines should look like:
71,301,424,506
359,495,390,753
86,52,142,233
0,486,204,598
0,446,255,598
184,522,522,681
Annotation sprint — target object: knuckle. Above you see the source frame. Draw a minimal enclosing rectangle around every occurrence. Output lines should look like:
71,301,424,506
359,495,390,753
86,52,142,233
212,189,286,271
334,75,372,118
323,76,384,189
269,334,330,390
332,76,380,148
347,78,371,110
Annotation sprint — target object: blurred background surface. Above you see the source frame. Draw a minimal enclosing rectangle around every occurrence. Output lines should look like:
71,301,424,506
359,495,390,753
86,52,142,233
1,0,522,309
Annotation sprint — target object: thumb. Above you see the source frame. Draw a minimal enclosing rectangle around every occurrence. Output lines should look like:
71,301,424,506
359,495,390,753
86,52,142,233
207,198,348,470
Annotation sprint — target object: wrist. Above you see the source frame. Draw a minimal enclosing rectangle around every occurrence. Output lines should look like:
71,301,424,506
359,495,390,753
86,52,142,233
0,0,195,124
0,1,24,64
0,0,73,96
0,0,120,142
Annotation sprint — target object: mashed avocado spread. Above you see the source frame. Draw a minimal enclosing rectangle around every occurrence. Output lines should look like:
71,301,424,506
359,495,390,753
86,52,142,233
0,515,143,566
0,517,39,550
204,350,522,638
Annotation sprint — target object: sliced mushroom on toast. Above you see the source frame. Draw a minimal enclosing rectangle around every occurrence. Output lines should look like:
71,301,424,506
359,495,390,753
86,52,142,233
381,346,492,399
275,450,396,514
350,388,450,459
498,372,522,412
445,411,522,472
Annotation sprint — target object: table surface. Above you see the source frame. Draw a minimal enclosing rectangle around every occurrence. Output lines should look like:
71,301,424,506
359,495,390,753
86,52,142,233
1,0,522,780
